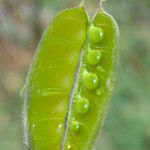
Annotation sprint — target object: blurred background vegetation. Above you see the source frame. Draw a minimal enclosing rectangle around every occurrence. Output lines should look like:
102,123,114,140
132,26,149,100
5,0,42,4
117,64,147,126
0,0,150,149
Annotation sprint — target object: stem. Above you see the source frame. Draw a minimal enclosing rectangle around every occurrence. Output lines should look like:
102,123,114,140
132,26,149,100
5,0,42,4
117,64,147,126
80,0,107,8
79,0,85,7
100,0,107,9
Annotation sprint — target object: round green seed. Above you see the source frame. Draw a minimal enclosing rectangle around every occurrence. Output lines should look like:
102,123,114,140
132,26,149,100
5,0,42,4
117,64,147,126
89,26,104,43
70,121,80,132
87,50,101,66
76,97,90,114
83,73,99,90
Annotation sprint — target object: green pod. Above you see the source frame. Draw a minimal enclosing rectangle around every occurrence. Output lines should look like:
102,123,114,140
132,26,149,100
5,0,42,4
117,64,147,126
63,4,119,150
23,6,88,150
23,1,119,150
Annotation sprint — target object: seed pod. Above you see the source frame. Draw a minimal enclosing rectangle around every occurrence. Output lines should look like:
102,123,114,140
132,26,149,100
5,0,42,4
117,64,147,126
23,0,119,150
63,2,119,150
23,6,88,150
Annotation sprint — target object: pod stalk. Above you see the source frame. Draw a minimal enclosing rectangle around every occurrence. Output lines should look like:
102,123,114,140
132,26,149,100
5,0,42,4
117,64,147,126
80,0,85,7
100,0,107,9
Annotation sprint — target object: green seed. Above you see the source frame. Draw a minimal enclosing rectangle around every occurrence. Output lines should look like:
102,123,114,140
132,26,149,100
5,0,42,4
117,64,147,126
87,50,101,66
63,2,119,149
70,121,80,132
89,26,104,43
83,73,99,90
75,97,90,114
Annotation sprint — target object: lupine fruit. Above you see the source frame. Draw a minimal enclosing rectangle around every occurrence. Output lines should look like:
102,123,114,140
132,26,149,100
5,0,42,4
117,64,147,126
23,0,119,149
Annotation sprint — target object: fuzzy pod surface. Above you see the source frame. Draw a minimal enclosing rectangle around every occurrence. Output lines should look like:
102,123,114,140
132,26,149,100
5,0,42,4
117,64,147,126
23,1,119,150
